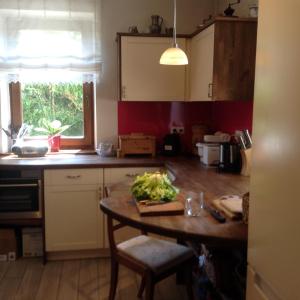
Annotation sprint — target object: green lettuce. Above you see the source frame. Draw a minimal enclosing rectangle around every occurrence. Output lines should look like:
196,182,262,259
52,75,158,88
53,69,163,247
131,172,179,202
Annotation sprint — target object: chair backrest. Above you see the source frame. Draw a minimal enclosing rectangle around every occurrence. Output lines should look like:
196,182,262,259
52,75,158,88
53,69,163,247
104,181,132,198
104,182,132,253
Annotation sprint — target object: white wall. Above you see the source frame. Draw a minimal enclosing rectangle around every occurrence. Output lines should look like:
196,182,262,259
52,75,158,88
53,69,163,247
96,0,215,146
214,0,258,17
248,1,300,299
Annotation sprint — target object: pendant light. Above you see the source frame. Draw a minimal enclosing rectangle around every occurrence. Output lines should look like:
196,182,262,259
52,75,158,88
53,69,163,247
160,0,188,65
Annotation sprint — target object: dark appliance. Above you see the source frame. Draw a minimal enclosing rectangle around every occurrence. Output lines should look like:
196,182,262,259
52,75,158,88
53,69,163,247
0,169,42,219
219,142,241,173
163,133,181,156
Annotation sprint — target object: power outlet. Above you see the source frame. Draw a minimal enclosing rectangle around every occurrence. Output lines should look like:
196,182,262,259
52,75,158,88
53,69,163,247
170,126,185,134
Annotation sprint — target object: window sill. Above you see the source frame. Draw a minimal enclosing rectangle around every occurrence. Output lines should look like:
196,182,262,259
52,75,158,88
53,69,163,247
0,149,96,156
47,149,96,155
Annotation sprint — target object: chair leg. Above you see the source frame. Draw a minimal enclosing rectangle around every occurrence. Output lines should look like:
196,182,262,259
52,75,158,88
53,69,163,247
109,258,119,300
137,276,146,298
145,275,155,300
185,263,194,300
186,280,194,300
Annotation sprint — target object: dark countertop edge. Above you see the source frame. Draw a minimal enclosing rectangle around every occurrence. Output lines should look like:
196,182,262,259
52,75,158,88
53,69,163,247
43,161,164,169
0,158,165,170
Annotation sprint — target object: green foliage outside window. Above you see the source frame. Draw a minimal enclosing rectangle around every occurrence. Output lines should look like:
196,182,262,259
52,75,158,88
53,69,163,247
22,83,84,137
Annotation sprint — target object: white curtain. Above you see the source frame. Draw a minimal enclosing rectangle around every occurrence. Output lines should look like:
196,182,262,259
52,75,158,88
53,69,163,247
0,0,101,83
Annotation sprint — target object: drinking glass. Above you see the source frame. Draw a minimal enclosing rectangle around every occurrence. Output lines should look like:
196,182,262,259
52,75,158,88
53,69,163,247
185,191,205,217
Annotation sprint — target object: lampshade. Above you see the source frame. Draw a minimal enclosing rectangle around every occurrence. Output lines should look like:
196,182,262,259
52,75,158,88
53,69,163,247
160,46,188,65
159,0,188,65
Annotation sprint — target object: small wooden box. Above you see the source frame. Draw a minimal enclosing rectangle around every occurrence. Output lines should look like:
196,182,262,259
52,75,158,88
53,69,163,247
118,134,156,157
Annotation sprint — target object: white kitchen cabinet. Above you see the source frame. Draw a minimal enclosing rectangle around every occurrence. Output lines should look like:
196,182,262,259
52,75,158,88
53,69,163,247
120,36,187,101
103,166,161,247
189,25,215,101
44,169,104,252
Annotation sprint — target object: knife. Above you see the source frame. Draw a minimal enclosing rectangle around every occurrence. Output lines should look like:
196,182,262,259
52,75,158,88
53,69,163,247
242,129,252,148
204,204,226,223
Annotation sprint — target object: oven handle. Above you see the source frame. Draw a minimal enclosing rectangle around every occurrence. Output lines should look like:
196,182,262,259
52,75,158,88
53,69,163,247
0,183,39,188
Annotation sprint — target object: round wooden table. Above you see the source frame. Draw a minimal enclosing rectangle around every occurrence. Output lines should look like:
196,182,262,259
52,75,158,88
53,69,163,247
100,195,247,248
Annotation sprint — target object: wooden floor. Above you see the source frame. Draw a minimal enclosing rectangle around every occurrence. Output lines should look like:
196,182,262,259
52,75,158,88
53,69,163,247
0,258,191,300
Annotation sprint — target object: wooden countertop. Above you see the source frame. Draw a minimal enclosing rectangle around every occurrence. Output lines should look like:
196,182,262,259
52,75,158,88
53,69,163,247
165,157,249,200
0,154,163,170
0,155,249,199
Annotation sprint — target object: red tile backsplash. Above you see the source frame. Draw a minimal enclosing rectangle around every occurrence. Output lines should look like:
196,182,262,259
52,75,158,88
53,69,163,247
118,100,253,153
211,101,253,134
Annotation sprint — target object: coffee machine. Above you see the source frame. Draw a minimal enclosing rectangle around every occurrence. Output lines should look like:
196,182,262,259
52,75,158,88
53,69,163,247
162,133,181,156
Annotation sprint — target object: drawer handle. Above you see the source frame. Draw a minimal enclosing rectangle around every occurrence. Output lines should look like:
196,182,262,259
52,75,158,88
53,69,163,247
125,173,139,178
66,175,81,179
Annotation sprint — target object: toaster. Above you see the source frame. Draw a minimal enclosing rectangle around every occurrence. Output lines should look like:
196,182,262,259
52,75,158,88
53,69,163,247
197,143,220,166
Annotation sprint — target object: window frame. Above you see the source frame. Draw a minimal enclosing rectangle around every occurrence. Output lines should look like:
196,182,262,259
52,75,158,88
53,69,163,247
9,81,95,150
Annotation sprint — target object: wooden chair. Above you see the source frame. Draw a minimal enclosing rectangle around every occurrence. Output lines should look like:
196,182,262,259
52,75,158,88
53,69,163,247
104,185,196,300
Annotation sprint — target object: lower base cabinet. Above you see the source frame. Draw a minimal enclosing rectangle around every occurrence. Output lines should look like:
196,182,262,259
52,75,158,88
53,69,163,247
45,185,103,251
44,169,103,252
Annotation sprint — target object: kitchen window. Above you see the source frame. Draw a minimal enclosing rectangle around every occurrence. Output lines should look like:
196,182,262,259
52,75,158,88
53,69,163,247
10,81,94,149
0,0,101,151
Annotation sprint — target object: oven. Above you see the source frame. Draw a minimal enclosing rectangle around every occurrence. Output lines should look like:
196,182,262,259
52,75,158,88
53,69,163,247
0,170,42,219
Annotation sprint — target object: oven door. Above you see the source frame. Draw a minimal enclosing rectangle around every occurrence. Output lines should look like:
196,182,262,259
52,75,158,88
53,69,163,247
0,179,42,219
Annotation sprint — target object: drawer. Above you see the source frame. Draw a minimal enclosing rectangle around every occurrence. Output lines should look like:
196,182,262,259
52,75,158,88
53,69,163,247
123,139,153,149
44,169,103,186
104,167,161,184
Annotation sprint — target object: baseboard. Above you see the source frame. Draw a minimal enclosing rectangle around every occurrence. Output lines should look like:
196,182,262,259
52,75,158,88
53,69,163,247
46,248,110,261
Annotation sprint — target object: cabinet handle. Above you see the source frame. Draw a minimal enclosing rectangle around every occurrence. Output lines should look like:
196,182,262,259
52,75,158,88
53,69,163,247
122,86,126,99
208,83,213,98
66,175,81,179
125,173,139,178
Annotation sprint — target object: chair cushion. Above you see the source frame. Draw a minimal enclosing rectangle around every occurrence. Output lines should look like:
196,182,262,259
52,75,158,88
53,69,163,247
117,235,194,274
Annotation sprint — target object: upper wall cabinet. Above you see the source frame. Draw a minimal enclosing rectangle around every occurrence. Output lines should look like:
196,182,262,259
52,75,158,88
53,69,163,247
119,35,187,101
189,18,257,101
189,25,215,101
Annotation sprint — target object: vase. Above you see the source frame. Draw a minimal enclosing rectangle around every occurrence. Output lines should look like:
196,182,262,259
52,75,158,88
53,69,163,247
48,135,61,152
149,15,163,34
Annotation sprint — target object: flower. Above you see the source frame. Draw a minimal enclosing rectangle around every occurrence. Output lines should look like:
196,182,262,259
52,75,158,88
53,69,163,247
34,119,70,136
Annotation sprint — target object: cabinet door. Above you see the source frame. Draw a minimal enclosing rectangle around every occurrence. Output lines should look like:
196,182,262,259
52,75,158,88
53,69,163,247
189,25,215,101
213,21,257,101
121,36,186,101
45,184,103,251
103,166,161,248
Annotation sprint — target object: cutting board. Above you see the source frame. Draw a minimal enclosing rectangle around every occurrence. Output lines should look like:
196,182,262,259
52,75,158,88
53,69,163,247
212,199,242,220
135,199,184,216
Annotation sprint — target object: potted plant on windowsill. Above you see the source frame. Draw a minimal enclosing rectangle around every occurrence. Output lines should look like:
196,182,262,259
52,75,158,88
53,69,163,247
34,120,70,152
